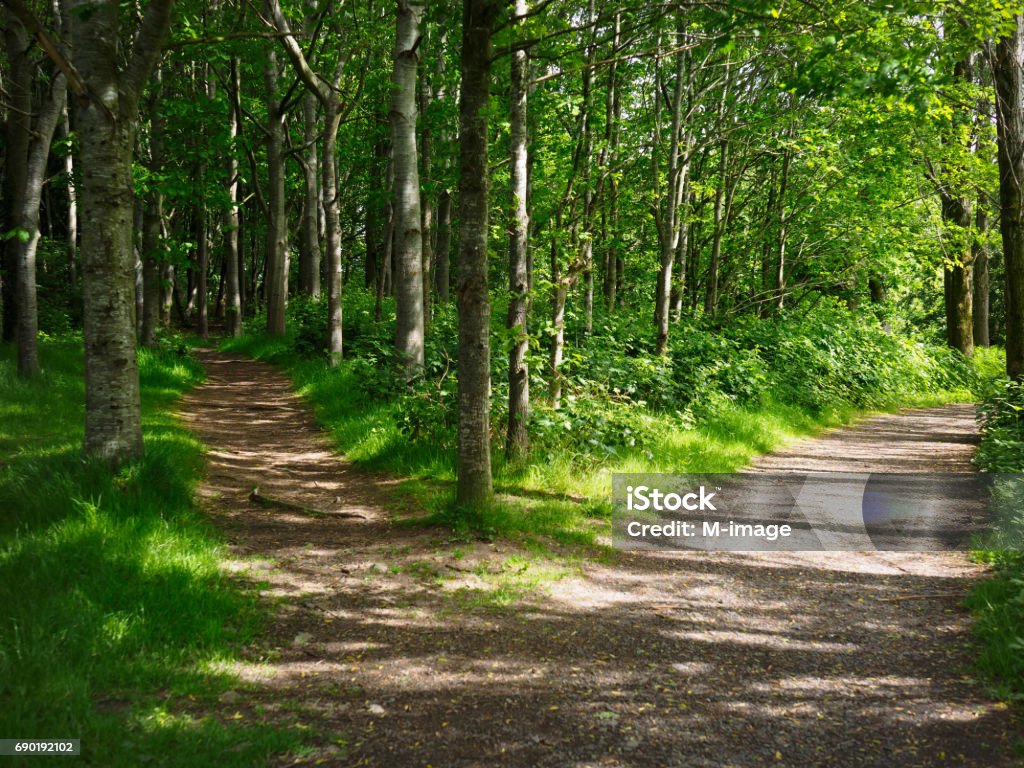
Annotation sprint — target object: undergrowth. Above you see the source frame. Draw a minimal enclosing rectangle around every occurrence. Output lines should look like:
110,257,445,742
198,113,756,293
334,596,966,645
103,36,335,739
223,288,978,547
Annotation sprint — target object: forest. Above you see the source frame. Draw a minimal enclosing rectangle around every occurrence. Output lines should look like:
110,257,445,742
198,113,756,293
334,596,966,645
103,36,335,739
3,0,1024,765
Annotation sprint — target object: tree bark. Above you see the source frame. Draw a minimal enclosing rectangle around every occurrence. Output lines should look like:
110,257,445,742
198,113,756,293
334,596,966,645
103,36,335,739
141,73,165,348
435,190,452,302
223,56,243,337
973,207,989,348
65,0,174,465
62,104,78,286
940,196,975,357
2,10,32,345
602,14,621,312
506,0,529,460
580,0,597,336
264,43,289,336
704,57,731,318
4,10,67,377
299,91,322,296
652,30,687,355
391,0,426,376
456,0,498,508
324,111,344,362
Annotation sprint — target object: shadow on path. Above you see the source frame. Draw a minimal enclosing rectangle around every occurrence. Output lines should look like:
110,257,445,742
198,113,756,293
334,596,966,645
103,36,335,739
181,352,1021,767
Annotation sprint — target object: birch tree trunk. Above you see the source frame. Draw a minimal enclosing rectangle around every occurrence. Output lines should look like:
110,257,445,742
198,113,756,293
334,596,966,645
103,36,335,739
602,13,621,311
299,91,322,296
324,111,344,362
973,207,989,348
580,0,596,336
62,105,78,287
456,0,498,507
506,0,529,459
391,0,426,376
141,73,165,348
223,56,243,337
653,33,687,355
264,45,289,336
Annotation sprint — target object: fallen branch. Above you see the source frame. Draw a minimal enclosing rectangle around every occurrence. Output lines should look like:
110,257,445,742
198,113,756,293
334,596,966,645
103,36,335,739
249,486,368,519
874,593,963,602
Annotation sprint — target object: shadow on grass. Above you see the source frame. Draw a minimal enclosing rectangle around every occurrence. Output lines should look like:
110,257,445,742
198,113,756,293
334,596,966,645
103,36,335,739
0,339,308,766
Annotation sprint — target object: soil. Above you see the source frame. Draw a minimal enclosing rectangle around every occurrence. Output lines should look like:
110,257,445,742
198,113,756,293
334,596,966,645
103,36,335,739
180,350,1022,767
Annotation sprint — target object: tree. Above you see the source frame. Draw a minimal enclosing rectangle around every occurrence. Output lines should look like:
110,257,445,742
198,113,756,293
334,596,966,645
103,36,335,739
263,42,289,337
223,55,243,338
506,0,529,459
456,0,500,507
391,0,426,376
269,0,360,363
994,14,1024,379
2,5,66,377
63,0,174,463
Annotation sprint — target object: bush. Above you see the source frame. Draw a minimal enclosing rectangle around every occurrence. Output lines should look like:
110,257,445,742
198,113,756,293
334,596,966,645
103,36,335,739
976,379,1024,473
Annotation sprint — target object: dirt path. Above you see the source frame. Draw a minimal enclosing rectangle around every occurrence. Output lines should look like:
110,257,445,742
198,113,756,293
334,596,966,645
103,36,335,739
182,351,1021,767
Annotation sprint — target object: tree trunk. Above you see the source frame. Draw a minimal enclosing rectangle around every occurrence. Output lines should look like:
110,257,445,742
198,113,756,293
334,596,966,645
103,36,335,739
549,240,567,407
298,91,322,296
653,31,687,355
141,200,163,347
506,0,530,460
704,138,728,317
141,77,165,348
940,196,974,357
419,28,437,331
4,10,66,377
67,0,173,465
456,0,498,508
432,29,451,307
264,45,288,336
223,56,243,337
62,104,79,287
435,190,451,302
324,110,344,362
973,207,989,348
391,0,426,376
580,0,597,336
602,17,619,312
1,10,31,345
196,198,210,338
869,276,886,304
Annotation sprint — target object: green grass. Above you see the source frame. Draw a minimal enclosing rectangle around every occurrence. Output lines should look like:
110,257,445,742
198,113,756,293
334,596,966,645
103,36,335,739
221,331,974,547
965,550,1024,703
969,351,1024,705
0,337,305,766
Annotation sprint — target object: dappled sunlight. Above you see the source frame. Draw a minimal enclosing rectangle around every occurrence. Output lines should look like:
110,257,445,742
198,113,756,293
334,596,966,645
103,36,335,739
670,629,859,653
165,350,1024,766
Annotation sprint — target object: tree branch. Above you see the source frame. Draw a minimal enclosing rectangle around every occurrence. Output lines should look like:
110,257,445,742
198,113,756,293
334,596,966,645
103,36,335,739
2,0,87,98
122,0,175,112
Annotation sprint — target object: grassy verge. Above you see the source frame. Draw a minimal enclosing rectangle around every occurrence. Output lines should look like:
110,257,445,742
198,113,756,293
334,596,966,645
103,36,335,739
221,329,974,547
0,337,305,766
968,368,1024,704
